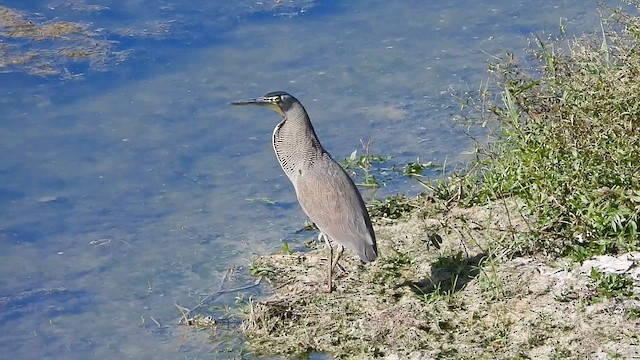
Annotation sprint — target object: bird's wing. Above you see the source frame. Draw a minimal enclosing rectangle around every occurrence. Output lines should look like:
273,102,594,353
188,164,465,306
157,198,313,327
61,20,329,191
294,154,377,262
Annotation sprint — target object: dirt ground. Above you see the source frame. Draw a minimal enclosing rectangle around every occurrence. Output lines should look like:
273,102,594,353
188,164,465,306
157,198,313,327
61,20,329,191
241,199,640,358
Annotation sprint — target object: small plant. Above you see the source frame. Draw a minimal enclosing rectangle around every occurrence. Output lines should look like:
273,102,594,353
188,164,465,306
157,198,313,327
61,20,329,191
626,307,640,320
341,141,392,188
414,275,459,304
368,194,416,220
402,158,436,178
300,219,318,231
589,268,634,300
249,265,275,277
568,244,595,263
372,249,413,287
476,263,504,301
432,251,470,276
281,242,293,255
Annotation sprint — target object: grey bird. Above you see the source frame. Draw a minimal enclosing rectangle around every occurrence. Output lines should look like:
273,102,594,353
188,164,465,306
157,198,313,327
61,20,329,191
231,91,378,292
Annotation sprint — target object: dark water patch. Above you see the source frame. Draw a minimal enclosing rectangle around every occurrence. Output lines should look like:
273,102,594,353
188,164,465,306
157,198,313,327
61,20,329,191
0,188,23,202
0,287,90,325
1,226,44,244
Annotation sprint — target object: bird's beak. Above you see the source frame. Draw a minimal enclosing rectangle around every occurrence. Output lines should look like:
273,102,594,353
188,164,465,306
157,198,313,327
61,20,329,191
230,96,283,115
230,96,270,106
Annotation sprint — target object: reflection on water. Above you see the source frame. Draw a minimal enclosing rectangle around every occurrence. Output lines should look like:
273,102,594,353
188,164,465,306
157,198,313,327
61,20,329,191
0,0,615,358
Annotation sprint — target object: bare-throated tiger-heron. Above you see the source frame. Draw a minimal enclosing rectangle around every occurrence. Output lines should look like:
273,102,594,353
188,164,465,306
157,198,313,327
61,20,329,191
231,91,378,292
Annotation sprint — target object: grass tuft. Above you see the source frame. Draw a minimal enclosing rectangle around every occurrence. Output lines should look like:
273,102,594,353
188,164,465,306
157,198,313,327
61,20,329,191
449,3,640,259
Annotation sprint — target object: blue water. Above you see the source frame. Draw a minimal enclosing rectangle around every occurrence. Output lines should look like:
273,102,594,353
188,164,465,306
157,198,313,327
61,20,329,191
0,0,617,358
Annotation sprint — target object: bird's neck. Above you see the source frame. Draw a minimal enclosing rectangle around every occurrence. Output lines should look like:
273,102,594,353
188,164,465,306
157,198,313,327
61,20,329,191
272,106,324,179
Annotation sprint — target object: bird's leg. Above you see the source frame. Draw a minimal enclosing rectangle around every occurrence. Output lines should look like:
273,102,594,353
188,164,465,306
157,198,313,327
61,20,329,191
320,232,333,293
331,244,345,275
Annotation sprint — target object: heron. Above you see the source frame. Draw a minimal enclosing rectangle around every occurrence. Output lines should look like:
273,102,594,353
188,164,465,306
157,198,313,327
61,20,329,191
231,91,377,292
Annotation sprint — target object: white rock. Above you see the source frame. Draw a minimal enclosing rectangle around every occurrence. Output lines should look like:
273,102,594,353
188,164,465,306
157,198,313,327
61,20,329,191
581,255,633,274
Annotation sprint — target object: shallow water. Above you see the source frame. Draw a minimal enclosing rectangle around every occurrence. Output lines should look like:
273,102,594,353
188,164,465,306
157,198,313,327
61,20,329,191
0,0,618,358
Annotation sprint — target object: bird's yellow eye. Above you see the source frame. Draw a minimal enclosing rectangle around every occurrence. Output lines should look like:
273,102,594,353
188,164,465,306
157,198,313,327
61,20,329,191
265,95,280,104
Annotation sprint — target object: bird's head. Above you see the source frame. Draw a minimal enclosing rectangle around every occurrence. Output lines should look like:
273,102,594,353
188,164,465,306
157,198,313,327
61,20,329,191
231,91,298,117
